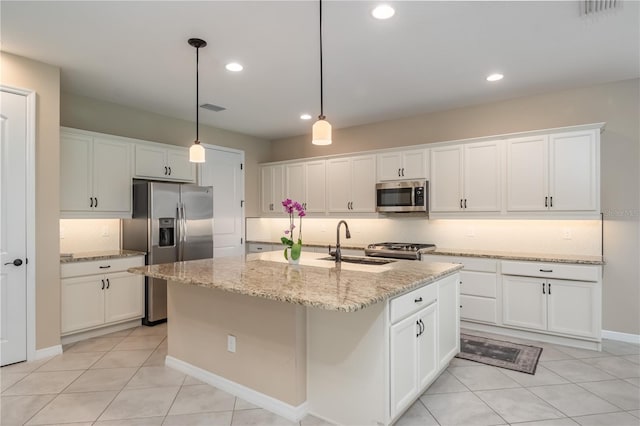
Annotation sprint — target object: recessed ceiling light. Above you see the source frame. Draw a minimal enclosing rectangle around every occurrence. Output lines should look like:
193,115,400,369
372,4,395,20
486,73,504,82
300,114,312,120
225,62,243,72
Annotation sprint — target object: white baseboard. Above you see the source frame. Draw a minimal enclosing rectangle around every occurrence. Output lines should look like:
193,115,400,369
165,356,308,422
60,319,141,346
602,329,640,344
34,344,62,360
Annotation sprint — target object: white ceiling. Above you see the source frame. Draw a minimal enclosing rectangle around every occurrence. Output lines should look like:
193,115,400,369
2,1,638,140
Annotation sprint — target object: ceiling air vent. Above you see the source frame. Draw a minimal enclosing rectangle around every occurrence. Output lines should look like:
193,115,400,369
581,0,621,15
200,103,226,112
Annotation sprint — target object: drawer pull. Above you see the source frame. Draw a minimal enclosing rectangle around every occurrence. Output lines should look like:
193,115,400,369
539,269,553,273
414,297,423,303
99,265,111,269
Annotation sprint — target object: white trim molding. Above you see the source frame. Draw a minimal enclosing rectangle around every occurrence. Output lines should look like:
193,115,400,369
1,85,37,363
34,344,62,360
602,329,640,345
166,356,308,422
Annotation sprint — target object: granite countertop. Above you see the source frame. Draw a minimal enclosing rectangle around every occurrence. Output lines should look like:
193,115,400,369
60,249,146,264
424,248,604,265
128,252,462,312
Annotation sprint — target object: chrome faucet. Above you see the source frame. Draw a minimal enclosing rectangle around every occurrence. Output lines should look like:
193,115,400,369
335,220,351,264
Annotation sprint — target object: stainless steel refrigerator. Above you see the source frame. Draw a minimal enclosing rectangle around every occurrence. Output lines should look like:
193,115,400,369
122,179,213,325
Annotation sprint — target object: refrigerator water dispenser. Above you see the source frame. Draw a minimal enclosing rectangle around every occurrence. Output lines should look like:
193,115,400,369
158,218,175,247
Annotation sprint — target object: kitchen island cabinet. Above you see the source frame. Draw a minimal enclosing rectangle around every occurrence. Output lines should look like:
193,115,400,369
129,252,461,425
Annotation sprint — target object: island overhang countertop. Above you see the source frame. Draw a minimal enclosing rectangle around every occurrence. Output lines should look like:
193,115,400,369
128,251,462,312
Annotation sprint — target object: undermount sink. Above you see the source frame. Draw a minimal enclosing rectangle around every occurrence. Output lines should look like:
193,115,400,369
320,255,397,266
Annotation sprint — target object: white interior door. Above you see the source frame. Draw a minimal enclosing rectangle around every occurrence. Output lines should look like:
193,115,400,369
0,90,28,366
200,146,244,257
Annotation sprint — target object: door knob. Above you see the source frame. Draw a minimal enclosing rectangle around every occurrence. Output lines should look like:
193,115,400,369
4,259,23,266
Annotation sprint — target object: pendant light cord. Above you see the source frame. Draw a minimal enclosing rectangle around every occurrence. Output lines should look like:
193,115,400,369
196,45,200,143
319,0,325,120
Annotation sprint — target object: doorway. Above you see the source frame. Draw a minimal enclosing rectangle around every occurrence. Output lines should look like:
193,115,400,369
0,86,36,366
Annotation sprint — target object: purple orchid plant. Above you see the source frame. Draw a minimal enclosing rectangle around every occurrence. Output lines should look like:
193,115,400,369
280,198,306,261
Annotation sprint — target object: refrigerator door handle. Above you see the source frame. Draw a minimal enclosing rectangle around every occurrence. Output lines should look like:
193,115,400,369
177,203,183,261
181,203,188,244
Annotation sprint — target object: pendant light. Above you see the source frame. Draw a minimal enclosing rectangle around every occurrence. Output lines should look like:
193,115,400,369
188,38,207,163
312,0,332,145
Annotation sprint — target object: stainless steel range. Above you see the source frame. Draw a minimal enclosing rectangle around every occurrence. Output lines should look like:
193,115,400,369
365,242,436,260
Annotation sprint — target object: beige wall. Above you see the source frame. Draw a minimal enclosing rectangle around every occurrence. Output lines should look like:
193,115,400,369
1,52,61,350
272,78,640,335
168,282,306,406
60,93,271,217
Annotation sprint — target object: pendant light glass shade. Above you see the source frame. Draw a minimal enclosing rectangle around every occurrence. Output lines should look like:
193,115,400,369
189,142,206,163
188,38,207,163
312,118,332,145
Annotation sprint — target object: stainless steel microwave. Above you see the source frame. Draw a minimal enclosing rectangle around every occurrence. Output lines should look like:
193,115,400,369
376,180,429,213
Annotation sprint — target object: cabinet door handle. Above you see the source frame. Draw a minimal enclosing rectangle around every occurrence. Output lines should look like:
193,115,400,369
542,282,546,294
106,278,110,289
416,320,422,338
548,283,551,294
540,269,553,273
460,199,463,209
545,196,548,207
168,167,172,175
402,168,405,177
464,199,467,209
101,279,105,290
164,166,168,175
398,168,401,177
414,297,423,303
550,196,553,207
94,197,98,208
90,197,93,208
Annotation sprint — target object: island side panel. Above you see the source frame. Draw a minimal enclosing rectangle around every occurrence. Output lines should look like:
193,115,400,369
167,281,307,406
307,302,388,426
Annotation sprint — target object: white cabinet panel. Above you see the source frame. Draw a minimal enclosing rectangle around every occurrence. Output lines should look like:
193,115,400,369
377,152,404,181
134,144,195,182
460,270,497,298
104,272,144,323
92,138,131,213
285,163,305,205
464,141,501,212
547,279,599,338
61,276,105,334
430,146,463,212
550,131,597,211
460,295,497,323
390,313,419,418
437,274,459,368
166,148,195,181
507,135,548,211
502,275,548,331
326,158,351,212
261,165,285,214
417,303,438,389
305,161,326,213
135,144,166,178
60,132,93,212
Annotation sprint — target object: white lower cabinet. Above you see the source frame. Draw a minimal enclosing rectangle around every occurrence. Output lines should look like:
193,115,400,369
437,274,460,368
502,260,601,339
61,256,144,335
390,302,437,418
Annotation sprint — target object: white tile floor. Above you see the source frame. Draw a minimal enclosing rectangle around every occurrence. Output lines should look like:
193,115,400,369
1,325,639,426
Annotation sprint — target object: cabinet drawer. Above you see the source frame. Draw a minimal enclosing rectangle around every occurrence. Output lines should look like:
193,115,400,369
501,260,600,282
247,243,274,253
460,295,497,324
390,284,437,324
424,255,497,273
460,271,497,298
61,256,145,278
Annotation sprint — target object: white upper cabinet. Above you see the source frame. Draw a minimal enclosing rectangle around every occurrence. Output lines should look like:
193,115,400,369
60,129,132,217
261,164,285,214
377,149,428,181
285,161,326,213
327,155,376,213
134,144,195,182
507,129,599,212
431,141,501,212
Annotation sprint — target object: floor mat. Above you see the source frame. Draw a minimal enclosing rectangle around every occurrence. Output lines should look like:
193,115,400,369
456,333,543,374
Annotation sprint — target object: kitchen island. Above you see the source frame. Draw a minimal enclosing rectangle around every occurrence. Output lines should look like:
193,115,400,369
129,252,462,425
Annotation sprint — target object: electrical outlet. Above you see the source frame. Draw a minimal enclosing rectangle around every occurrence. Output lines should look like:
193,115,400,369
467,227,475,237
101,226,110,237
562,228,572,240
227,335,236,353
